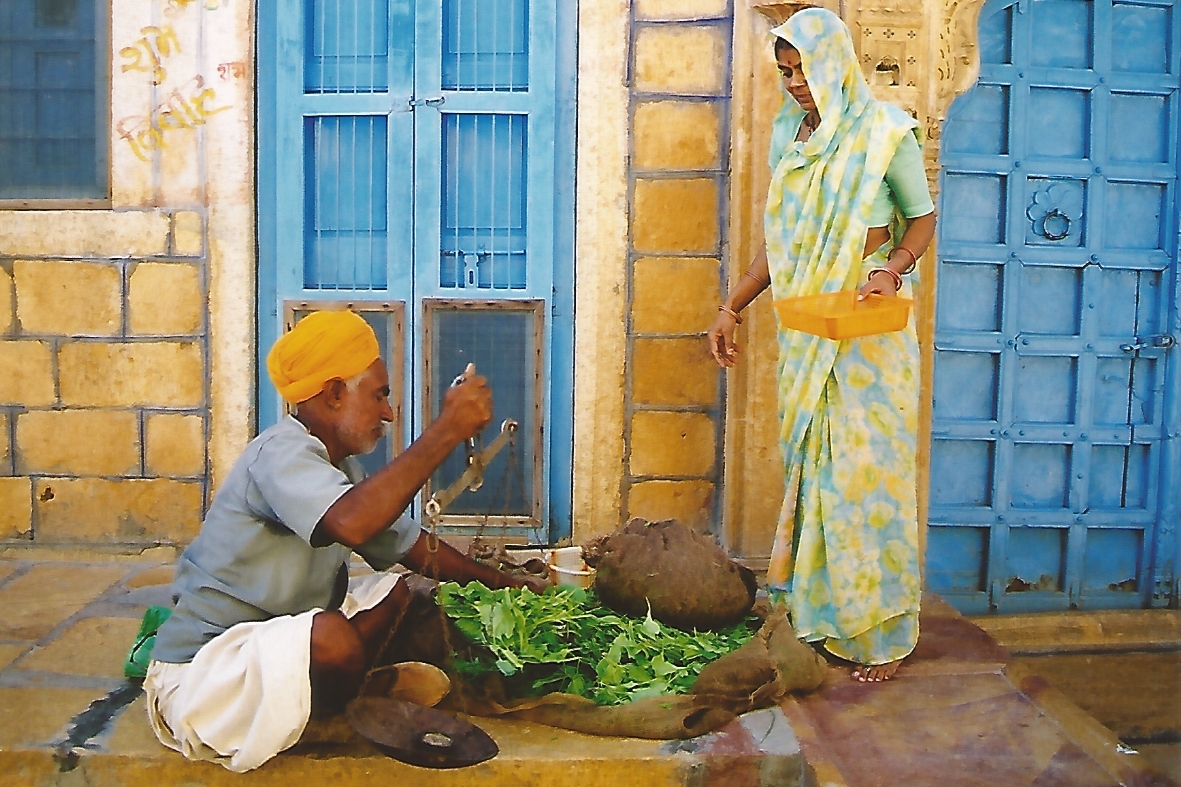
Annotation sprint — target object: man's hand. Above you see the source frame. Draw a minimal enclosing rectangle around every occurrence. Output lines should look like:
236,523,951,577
315,365,494,549
440,367,493,441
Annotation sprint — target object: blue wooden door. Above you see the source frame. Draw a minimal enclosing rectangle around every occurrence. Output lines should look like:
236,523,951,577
931,0,1181,612
258,0,574,541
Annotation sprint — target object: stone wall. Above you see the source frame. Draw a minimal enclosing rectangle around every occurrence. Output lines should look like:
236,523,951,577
624,1,734,533
573,0,735,542
0,220,207,544
0,0,255,551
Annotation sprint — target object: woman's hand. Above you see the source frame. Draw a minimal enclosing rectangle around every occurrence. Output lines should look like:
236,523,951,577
858,270,898,300
708,311,741,367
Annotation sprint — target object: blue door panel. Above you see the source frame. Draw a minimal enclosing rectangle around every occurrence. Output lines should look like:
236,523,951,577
1030,0,1092,69
1028,88,1089,159
931,439,996,507
1110,93,1170,163
933,0,1181,612
944,85,1010,156
1111,3,1171,74
942,173,1008,243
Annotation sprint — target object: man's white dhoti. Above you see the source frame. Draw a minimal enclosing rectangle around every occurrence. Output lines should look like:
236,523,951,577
145,572,401,773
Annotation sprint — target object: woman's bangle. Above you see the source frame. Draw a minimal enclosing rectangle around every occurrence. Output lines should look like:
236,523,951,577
742,269,770,287
868,267,903,292
889,246,918,274
718,304,743,324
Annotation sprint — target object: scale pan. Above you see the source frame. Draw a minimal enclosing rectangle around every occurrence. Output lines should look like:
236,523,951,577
346,697,498,769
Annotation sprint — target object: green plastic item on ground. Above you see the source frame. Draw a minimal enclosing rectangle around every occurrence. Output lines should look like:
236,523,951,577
124,605,173,679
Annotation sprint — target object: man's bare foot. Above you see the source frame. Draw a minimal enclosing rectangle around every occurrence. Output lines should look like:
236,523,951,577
850,659,902,682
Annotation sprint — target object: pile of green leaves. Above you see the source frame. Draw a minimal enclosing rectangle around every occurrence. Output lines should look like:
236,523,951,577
436,582,755,706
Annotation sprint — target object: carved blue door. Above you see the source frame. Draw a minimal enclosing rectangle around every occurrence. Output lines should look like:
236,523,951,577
932,0,1181,612
258,0,575,540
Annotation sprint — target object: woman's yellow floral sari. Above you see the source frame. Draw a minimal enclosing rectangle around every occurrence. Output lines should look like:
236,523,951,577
764,9,922,666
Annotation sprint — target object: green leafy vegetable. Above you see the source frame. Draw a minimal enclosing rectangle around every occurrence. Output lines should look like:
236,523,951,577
437,582,754,706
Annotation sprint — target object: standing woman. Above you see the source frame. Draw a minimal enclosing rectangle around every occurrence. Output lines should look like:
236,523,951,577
707,9,936,682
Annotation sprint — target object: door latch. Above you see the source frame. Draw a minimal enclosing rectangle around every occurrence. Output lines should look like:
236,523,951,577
1120,334,1176,353
408,96,445,110
462,252,479,288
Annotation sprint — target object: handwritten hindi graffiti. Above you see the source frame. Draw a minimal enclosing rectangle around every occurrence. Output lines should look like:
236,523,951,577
161,0,229,18
120,25,182,86
216,61,247,80
116,76,231,161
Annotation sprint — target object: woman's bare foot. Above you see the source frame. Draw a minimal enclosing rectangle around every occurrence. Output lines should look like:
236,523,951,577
850,659,902,682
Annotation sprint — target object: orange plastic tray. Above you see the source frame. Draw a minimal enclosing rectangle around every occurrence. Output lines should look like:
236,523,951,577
773,291,913,340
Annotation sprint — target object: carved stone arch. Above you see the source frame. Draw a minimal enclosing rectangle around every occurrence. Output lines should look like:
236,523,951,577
928,0,993,164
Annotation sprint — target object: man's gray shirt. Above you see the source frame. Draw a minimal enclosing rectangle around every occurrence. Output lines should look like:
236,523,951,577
152,416,420,664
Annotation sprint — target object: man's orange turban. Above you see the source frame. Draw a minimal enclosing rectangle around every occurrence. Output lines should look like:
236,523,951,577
266,310,380,404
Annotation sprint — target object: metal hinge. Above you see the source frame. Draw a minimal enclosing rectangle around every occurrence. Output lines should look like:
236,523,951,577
408,96,445,110
1120,334,1176,353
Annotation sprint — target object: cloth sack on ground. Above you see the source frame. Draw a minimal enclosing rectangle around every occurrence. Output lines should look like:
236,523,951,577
144,571,400,773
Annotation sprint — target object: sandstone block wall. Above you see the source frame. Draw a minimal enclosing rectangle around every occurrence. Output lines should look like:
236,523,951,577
623,0,733,533
0,212,208,545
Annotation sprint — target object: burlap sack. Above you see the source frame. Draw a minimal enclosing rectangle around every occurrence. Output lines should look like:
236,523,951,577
588,518,758,630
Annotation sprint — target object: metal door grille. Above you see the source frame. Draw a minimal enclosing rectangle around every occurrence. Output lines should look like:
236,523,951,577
304,115,389,289
443,0,529,91
307,0,389,92
440,113,528,289
423,300,544,532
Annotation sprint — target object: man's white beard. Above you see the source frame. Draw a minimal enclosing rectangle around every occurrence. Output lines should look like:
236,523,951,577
339,418,385,457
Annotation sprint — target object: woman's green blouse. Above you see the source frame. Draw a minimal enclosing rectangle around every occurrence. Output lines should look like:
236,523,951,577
868,131,934,228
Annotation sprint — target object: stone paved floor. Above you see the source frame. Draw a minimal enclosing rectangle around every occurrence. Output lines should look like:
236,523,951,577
0,553,1174,787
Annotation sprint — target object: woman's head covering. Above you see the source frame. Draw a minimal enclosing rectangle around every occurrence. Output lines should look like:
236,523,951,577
266,310,380,404
768,9,875,170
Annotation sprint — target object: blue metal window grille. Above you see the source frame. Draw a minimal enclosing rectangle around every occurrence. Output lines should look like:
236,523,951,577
306,0,390,93
304,115,390,290
0,0,107,199
440,113,528,289
932,0,1181,613
443,0,529,91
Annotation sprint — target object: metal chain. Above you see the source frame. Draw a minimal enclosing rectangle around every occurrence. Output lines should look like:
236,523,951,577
357,415,522,703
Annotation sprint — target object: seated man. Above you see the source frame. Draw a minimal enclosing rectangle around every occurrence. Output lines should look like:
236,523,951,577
145,310,542,772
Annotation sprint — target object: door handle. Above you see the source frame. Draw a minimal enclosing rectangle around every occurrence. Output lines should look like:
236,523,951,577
1120,334,1176,353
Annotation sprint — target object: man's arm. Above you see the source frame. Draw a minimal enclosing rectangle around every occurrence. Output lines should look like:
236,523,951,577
398,530,544,591
313,376,491,549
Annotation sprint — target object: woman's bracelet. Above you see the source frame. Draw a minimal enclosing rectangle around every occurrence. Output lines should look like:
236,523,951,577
717,304,743,324
742,269,770,287
868,267,903,292
889,246,918,274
